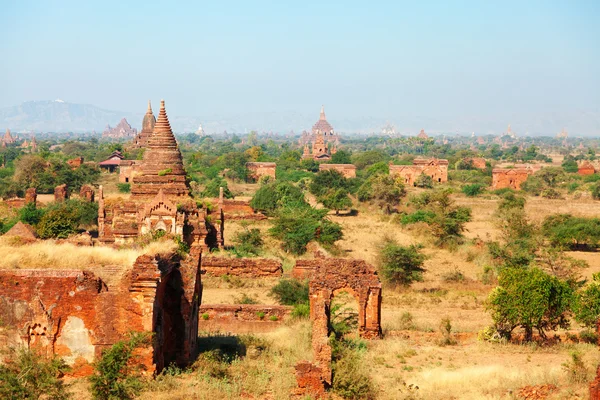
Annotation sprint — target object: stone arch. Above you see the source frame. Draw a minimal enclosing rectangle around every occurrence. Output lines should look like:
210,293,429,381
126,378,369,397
293,258,382,391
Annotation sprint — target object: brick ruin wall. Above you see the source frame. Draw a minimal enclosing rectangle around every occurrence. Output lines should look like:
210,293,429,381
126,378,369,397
0,250,201,376
491,169,531,190
246,162,276,181
215,199,267,220
318,164,357,178
201,256,282,277
199,304,291,334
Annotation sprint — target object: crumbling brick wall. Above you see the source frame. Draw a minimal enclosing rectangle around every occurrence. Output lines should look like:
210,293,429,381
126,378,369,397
199,304,290,334
79,185,95,202
318,164,357,178
293,258,382,393
0,250,202,375
201,257,282,277
213,199,266,221
54,184,69,202
25,187,37,205
246,162,276,181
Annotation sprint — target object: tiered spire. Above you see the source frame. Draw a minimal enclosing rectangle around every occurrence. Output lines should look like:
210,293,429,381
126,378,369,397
320,105,326,120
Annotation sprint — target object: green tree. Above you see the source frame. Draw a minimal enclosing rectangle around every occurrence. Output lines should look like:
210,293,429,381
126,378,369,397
573,274,600,328
414,173,434,188
378,240,426,286
201,178,233,198
89,332,152,400
250,181,307,215
269,278,309,305
18,202,45,226
462,183,484,197
37,207,78,239
309,169,348,197
322,189,353,214
369,175,406,213
0,348,71,400
486,268,573,341
233,227,264,256
330,150,352,164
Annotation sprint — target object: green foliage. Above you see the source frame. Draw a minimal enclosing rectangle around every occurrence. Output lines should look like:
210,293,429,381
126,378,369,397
351,150,388,169
366,174,406,213
37,207,78,239
117,183,131,193
291,303,310,319
562,351,590,383
592,182,600,200
330,150,352,164
399,210,436,225
250,181,307,215
269,205,342,254
498,192,526,210
157,168,172,176
89,332,152,400
269,278,309,305
321,188,353,214
414,173,434,188
573,275,600,328
233,227,264,256
234,294,258,304
0,348,71,400
331,341,375,400
18,202,45,226
309,170,348,197
461,183,484,197
542,214,600,250
562,157,579,173
486,268,573,341
201,178,233,199
378,240,426,286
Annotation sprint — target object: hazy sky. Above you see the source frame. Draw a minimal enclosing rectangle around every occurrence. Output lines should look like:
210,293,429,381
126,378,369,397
1,0,599,121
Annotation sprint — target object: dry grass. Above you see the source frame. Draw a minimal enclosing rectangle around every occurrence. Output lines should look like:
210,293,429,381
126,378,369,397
0,238,177,283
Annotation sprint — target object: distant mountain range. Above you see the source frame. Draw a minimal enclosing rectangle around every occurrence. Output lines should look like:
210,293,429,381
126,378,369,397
1,100,599,136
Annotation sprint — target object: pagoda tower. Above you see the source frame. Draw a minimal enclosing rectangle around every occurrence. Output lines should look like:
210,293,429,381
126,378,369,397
132,100,156,148
311,105,336,141
130,100,190,200
3,128,15,144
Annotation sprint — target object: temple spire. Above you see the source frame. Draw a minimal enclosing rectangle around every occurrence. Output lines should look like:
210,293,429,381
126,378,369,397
147,100,153,114
320,105,326,120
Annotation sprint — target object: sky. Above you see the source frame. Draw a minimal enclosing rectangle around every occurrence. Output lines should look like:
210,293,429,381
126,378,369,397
1,0,599,126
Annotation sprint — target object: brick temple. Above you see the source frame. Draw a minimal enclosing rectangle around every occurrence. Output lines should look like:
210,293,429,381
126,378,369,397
98,100,222,248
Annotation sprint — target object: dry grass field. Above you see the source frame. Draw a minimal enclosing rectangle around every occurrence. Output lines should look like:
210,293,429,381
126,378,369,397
4,179,600,399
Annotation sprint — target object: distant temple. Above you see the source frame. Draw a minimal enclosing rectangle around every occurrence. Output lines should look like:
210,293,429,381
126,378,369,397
2,128,15,145
132,101,156,148
301,106,339,161
505,124,516,138
196,124,205,136
103,118,137,139
417,129,429,140
556,128,568,139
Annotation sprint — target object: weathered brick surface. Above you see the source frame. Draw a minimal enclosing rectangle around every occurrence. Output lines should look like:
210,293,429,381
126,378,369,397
201,257,282,277
213,199,266,221
54,184,68,202
0,250,202,376
390,158,448,186
319,163,357,178
294,361,326,398
79,185,95,202
246,162,276,181
199,304,290,334
25,187,37,205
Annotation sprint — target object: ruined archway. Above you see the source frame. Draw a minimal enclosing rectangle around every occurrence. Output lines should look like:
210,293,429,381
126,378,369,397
292,257,382,394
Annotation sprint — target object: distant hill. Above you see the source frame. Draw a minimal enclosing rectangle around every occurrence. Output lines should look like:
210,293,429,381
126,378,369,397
0,100,141,132
1,100,599,136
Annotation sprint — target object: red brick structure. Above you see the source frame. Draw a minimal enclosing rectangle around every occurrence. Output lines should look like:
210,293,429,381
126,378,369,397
132,100,157,148
54,184,68,202
118,160,143,183
293,258,382,393
25,187,37,205
0,249,201,375
578,161,596,176
79,185,94,202
417,129,428,139
201,257,282,277
319,163,357,178
98,151,124,173
3,221,37,242
246,162,276,181
67,157,84,169
491,165,540,190
99,100,221,249
462,157,487,170
199,304,290,334
390,158,449,186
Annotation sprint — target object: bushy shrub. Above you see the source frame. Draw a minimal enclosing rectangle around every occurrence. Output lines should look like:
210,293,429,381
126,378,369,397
0,348,71,400
321,188,352,214
399,210,436,225
486,268,573,341
37,207,78,239
89,332,152,400
233,227,263,256
573,274,600,328
378,240,426,286
461,183,484,197
250,181,306,215
18,202,45,226
414,173,433,188
117,183,131,193
309,170,348,197
269,278,309,305
201,178,233,199
542,214,600,249
331,346,375,399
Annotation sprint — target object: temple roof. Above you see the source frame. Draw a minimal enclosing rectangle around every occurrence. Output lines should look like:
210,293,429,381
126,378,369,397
142,100,156,133
131,100,189,199
312,105,334,134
